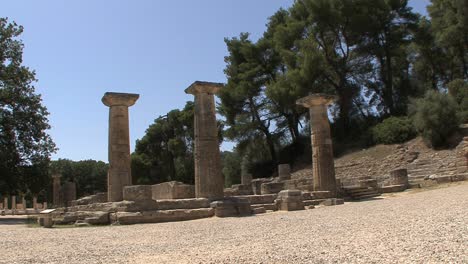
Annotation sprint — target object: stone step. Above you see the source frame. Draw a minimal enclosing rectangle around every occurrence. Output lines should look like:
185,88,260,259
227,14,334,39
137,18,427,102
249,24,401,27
380,184,407,193
252,207,266,215
110,208,215,225
156,198,210,210
251,203,277,211
350,193,381,200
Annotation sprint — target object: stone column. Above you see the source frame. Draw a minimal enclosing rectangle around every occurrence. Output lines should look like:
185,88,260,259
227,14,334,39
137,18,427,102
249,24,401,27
297,94,337,197
11,195,16,210
52,174,61,206
43,202,48,210
3,197,7,210
278,164,291,181
185,81,224,200
102,92,139,202
22,196,26,209
33,196,38,210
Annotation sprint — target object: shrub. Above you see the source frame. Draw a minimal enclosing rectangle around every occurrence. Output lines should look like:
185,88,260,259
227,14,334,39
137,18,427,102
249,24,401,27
409,90,460,148
447,79,468,123
372,116,416,144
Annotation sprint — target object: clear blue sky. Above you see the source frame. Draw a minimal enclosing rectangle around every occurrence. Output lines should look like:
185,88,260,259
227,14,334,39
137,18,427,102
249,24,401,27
1,0,429,162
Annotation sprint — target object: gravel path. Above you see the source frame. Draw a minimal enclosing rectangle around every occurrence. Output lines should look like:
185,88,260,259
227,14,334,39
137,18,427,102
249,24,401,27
1,182,467,264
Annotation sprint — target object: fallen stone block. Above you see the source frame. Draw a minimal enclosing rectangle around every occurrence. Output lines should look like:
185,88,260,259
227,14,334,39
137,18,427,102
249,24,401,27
210,197,252,217
261,182,285,195
71,193,107,206
275,190,304,211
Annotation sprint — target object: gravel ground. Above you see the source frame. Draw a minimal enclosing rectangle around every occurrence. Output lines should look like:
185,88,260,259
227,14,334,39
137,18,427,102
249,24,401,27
1,182,467,264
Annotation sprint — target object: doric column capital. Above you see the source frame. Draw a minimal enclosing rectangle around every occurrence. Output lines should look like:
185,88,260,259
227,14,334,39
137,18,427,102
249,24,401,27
296,94,337,108
185,81,224,95
102,92,139,107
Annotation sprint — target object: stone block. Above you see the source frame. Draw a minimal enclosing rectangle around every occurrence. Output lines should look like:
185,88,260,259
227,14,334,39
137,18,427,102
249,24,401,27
152,181,195,200
156,198,210,210
251,178,272,195
389,169,409,186
210,197,252,217
275,190,304,211
261,182,285,194
278,164,291,181
123,185,153,201
111,208,215,225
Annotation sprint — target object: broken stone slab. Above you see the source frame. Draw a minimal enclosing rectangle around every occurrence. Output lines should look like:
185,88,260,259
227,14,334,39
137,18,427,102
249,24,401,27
156,198,210,210
210,197,252,217
232,194,277,205
261,182,285,194
152,181,195,200
111,208,215,225
71,193,107,206
275,190,304,211
55,211,110,225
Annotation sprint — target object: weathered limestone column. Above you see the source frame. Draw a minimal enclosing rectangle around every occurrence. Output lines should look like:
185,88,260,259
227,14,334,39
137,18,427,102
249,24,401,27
102,92,139,202
11,195,16,210
185,81,224,200
21,196,26,209
52,174,61,206
297,94,337,197
3,197,8,209
33,196,38,210
278,164,291,181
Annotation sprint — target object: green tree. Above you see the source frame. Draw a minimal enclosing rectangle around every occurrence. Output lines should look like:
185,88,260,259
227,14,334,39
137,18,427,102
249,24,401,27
220,33,280,164
132,102,195,184
0,18,56,195
410,90,460,148
358,0,419,115
428,0,468,81
49,159,108,198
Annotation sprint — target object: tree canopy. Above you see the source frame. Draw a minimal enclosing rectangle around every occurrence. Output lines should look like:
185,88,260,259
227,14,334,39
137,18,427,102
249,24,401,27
0,18,56,196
